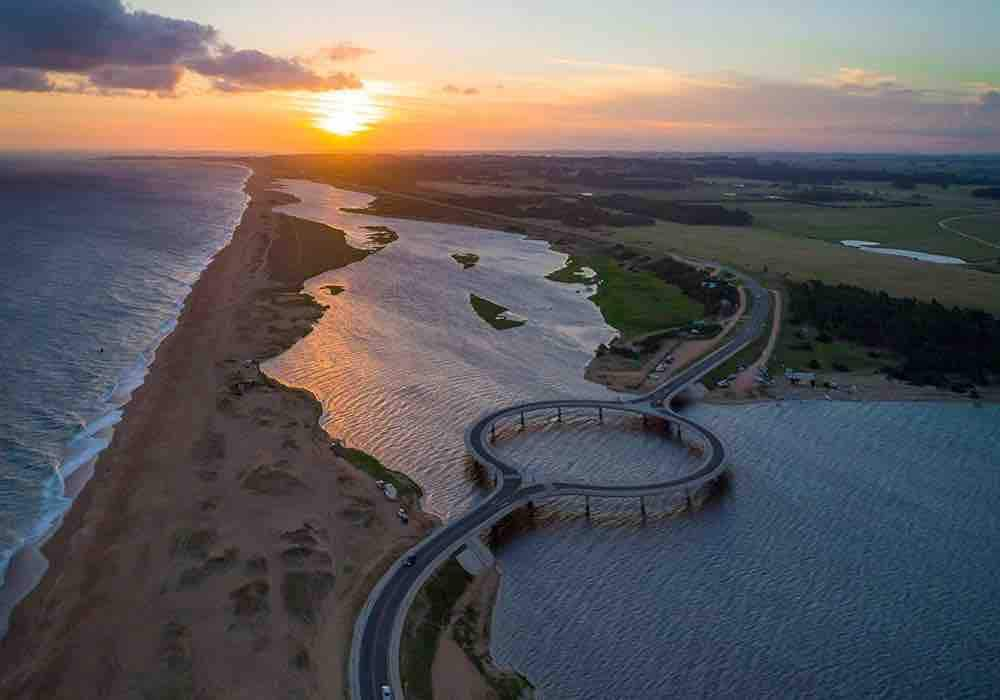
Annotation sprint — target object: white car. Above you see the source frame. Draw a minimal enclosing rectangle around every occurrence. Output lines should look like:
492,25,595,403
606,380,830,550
381,684,393,700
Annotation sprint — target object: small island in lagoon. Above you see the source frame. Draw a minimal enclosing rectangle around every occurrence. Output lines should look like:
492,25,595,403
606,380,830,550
470,293,526,330
451,252,480,269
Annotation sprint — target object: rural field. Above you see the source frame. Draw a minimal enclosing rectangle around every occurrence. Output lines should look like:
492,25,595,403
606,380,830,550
601,219,1000,314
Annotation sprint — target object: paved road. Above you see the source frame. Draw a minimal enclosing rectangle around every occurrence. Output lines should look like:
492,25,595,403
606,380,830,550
352,271,771,700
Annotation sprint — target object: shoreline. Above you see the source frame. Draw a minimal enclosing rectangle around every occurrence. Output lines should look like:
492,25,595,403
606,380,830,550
0,168,436,699
0,164,253,635
3,162,993,699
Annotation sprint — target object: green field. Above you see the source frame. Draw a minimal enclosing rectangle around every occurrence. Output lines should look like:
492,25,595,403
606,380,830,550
739,201,991,260
548,255,703,339
770,323,893,375
601,220,1000,314
940,213,1000,245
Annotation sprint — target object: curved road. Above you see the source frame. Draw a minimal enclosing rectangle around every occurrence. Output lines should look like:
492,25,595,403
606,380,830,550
352,270,771,700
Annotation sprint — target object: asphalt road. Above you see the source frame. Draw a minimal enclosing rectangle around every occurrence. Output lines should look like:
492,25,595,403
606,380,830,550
353,271,771,700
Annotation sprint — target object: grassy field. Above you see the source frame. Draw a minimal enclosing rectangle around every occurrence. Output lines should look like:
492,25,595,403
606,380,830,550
770,322,893,375
548,255,703,339
739,201,991,260
602,220,1000,314
940,213,1000,245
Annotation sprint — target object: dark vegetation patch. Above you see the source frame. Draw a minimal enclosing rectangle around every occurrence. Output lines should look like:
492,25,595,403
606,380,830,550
333,445,423,498
973,187,1000,200
282,571,336,624
178,547,240,589
241,461,306,496
469,294,526,330
451,252,480,269
170,528,218,560
592,193,753,226
322,284,345,296
230,580,270,617
401,558,473,700
787,280,1000,388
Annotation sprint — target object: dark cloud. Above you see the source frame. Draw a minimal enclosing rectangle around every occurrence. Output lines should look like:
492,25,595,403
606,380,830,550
0,0,362,94
443,84,479,96
88,64,185,92
325,43,374,62
187,48,361,92
0,0,216,71
0,67,54,92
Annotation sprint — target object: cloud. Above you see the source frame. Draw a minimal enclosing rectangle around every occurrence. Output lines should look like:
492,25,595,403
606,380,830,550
0,67,54,92
443,84,479,96
88,64,185,92
187,48,360,92
829,67,899,91
0,0,362,95
0,0,216,71
324,43,374,62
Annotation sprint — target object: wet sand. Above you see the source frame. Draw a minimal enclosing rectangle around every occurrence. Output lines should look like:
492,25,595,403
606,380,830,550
0,170,434,699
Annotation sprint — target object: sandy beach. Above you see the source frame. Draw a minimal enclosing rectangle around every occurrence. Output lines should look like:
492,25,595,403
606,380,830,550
0,169,436,699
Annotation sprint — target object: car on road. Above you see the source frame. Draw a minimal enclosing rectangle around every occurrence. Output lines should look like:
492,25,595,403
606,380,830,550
381,683,393,700
404,555,417,567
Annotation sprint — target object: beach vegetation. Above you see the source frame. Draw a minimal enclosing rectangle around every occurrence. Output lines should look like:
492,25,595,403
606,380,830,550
338,446,424,498
401,558,473,700
451,252,480,269
469,294,526,330
170,528,218,560
282,571,336,624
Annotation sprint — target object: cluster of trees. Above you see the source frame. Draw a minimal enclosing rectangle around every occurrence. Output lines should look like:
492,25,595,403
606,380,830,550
642,257,741,315
593,193,753,226
973,187,1000,200
786,280,1000,386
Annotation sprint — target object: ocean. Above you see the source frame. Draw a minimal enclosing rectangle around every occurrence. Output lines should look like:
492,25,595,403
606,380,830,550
267,180,1000,698
0,156,248,630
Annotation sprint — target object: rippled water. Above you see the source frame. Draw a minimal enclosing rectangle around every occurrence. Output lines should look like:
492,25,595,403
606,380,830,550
266,180,619,518
268,181,1000,699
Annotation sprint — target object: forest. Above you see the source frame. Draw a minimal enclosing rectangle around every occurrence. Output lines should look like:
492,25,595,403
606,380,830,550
786,280,1000,387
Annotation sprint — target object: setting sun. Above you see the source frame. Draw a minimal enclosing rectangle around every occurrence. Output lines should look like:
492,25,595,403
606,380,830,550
312,84,387,136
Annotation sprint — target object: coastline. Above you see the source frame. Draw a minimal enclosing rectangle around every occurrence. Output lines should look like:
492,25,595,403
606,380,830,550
0,169,435,699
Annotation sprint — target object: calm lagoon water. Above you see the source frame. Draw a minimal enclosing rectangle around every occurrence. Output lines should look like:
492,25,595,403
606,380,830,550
268,180,1000,698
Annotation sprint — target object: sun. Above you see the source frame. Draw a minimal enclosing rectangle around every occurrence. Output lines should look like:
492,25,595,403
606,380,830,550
313,84,387,137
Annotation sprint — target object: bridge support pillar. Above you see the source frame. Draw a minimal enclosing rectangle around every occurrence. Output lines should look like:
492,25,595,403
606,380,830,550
639,496,646,520
585,495,590,520
520,412,525,430
491,423,496,443
557,407,562,423
685,488,692,510
642,415,647,428
598,407,603,424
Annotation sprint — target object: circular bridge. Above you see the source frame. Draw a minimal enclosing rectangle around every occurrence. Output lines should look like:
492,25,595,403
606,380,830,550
467,398,724,499
352,270,772,700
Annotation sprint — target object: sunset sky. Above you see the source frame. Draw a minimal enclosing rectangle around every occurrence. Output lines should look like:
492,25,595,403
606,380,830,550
1,0,999,153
